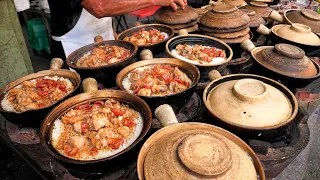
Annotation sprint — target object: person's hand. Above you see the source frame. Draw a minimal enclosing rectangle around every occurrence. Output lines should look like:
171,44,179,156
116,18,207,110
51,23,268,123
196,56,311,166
154,0,188,11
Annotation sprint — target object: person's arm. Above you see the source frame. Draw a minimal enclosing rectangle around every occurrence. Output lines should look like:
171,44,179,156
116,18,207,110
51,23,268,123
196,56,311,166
81,0,187,18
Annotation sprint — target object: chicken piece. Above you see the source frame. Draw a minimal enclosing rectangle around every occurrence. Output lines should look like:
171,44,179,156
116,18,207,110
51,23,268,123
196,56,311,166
69,136,86,149
137,88,151,96
118,126,131,139
7,88,21,101
24,102,39,111
28,91,41,101
61,115,86,124
91,113,109,131
50,87,64,101
73,121,83,133
96,127,118,139
151,84,167,94
22,81,36,88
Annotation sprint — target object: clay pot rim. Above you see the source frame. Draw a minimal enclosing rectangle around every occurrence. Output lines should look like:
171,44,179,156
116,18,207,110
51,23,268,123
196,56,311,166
137,122,266,180
203,74,298,130
165,34,233,67
252,46,320,79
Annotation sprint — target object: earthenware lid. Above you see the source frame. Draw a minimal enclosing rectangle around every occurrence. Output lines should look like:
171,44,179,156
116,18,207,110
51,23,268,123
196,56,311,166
240,2,272,18
272,23,320,46
285,9,320,33
142,123,258,180
200,3,250,29
154,5,198,25
206,78,293,128
242,9,266,27
223,0,247,7
252,44,318,78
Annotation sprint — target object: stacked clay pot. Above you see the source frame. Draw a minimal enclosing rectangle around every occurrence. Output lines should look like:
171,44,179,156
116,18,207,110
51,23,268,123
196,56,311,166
154,5,199,33
199,3,251,44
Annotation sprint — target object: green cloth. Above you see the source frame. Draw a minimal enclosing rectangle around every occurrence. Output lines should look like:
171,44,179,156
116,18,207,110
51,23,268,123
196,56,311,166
0,0,33,88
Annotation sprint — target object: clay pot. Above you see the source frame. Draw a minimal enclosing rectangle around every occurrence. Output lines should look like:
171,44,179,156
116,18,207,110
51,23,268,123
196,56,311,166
203,73,298,139
200,3,250,29
40,78,152,164
137,105,265,180
166,34,233,81
154,5,198,25
0,59,81,127
284,9,320,34
240,2,273,18
256,23,320,55
241,40,320,89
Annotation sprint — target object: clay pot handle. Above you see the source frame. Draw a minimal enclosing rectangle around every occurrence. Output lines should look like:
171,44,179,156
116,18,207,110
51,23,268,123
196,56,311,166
178,29,189,36
155,104,178,127
139,49,154,60
269,10,284,23
50,58,64,70
240,39,256,52
94,36,103,43
208,70,222,81
82,78,98,92
256,24,271,35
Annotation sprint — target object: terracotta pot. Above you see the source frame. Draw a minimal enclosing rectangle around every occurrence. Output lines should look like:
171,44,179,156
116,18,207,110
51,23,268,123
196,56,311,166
240,2,273,18
284,9,320,34
241,40,320,89
40,78,152,164
137,108,265,180
117,24,175,55
66,37,138,87
200,3,250,29
203,73,298,139
116,58,200,111
0,59,81,127
256,23,320,56
166,34,233,81
154,5,199,25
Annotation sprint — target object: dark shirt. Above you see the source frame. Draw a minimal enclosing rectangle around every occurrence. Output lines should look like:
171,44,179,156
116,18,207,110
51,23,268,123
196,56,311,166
48,0,83,36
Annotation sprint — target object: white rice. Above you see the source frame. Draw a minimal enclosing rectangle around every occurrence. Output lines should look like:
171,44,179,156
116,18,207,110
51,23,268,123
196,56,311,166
1,76,73,113
171,45,226,65
51,112,144,160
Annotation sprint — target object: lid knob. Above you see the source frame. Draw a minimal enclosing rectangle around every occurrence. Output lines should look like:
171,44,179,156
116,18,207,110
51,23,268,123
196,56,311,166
301,9,320,21
233,79,268,103
211,3,237,14
274,44,305,59
177,134,232,176
289,23,312,34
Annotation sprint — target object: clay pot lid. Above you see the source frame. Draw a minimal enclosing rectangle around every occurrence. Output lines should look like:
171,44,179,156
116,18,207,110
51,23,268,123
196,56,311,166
223,0,248,7
301,9,320,21
242,9,266,27
285,9,320,33
240,2,272,18
252,44,318,78
142,123,258,180
200,3,250,29
206,78,293,128
272,23,320,46
154,5,198,25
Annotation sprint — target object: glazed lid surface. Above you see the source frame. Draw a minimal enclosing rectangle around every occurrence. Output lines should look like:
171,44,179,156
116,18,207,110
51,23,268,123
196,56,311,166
252,44,318,78
272,23,320,46
242,9,266,27
154,5,198,25
240,2,272,18
200,3,250,29
286,9,320,33
142,123,258,180
206,78,293,128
